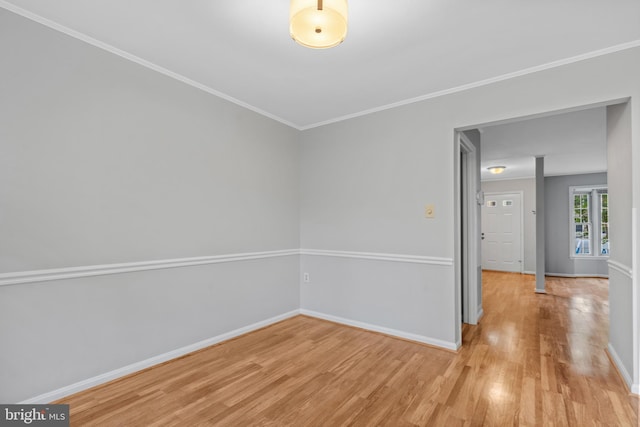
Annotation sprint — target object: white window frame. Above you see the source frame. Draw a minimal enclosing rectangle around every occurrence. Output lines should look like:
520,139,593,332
599,193,609,256
573,191,591,255
569,185,609,259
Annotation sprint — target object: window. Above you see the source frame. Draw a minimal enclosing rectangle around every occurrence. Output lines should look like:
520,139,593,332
570,186,609,257
573,193,590,254
600,193,609,255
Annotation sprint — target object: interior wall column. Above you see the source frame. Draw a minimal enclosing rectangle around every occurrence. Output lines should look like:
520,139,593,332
535,156,546,293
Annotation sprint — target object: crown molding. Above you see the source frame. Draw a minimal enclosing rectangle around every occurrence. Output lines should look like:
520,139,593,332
299,40,640,130
0,1,302,130
2,2,639,132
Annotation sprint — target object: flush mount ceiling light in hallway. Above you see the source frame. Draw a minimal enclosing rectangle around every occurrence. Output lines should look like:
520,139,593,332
487,166,507,174
290,0,348,49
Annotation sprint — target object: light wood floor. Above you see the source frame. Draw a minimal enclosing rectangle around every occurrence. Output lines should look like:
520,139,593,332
57,272,639,425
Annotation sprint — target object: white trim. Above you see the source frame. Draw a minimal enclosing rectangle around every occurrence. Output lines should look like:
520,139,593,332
568,185,608,258
481,170,609,183
299,249,453,266
462,99,629,133
0,249,451,287
569,255,610,260
632,207,639,395
477,308,484,321
482,175,536,183
607,343,633,392
545,169,608,178
2,1,639,131
0,1,300,130
0,250,299,287
299,41,640,130
18,309,300,404
299,309,459,351
458,132,480,326
608,260,633,279
545,272,609,278
523,270,536,275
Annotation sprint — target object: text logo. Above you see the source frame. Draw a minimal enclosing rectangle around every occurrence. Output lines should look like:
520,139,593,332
0,405,69,426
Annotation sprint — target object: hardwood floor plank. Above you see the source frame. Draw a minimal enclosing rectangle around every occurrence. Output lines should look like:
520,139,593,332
56,272,638,425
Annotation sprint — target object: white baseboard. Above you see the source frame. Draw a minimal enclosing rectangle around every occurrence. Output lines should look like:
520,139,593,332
487,271,610,278
299,309,459,351
19,309,300,404
607,343,633,392
545,272,608,278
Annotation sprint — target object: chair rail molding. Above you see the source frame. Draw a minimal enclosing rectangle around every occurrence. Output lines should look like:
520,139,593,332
0,249,299,287
300,249,453,266
1,249,453,287
607,260,632,279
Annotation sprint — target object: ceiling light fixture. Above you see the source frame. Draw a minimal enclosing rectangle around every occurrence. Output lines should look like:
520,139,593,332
290,0,348,49
487,166,507,174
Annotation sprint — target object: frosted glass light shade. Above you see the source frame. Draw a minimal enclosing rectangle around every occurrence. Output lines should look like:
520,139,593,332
290,0,348,49
488,166,506,174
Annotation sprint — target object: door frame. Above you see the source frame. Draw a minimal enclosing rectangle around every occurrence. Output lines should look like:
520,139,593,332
455,132,480,329
482,191,525,273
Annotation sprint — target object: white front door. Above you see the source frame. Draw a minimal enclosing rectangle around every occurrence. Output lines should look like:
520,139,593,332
481,192,522,272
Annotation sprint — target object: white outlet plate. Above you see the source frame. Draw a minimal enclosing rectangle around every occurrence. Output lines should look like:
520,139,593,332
303,273,310,283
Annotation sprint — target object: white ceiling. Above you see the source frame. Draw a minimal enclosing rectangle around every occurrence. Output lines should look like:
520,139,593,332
1,0,639,129
479,106,607,181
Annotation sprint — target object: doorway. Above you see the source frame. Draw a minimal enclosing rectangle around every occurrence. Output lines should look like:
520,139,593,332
457,99,637,394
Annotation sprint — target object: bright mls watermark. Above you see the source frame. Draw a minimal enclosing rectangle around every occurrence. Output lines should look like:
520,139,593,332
0,405,69,426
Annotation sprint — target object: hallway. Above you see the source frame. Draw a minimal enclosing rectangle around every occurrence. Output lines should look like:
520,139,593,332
460,271,638,425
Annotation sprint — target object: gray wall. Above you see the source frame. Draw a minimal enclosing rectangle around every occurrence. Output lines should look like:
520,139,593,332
299,109,457,345
482,178,536,273
0,10,300,402
606,103,634,385
3,6,640,402
300,45,640,354
544,173,608,276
